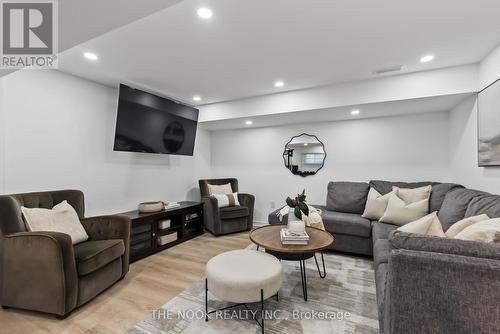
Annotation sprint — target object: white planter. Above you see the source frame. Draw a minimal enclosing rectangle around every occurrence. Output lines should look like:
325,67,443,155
287,208,305,233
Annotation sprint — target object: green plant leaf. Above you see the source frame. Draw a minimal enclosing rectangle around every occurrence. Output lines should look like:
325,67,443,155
299,202,309,216
297,189,306,202
285,197,294,208
294,206,302,220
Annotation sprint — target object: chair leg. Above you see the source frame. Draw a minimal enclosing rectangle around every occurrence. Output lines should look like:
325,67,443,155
261,289,264,334
205,278,209,322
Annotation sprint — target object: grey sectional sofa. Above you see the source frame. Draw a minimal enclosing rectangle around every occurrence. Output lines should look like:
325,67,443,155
269,180,500,334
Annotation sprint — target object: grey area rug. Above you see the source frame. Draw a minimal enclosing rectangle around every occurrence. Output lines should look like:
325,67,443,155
126,247,378,334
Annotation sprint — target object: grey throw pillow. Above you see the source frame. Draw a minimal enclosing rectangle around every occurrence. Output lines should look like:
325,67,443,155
326,181,370,214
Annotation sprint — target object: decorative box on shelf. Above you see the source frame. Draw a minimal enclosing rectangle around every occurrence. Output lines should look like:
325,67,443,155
158,232,178,246
280,228,310,245
158,219,171,230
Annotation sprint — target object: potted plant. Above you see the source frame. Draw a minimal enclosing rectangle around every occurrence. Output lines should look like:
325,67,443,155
285,189,309,233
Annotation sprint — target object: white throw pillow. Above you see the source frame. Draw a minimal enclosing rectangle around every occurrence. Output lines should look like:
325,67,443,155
396,212,445,237
207,183,233,195
445,214,490,238
212,192,240,208
394,185,432,203
362,188,394,220
380,186,431,226
453,218,500,243
21,200,89,244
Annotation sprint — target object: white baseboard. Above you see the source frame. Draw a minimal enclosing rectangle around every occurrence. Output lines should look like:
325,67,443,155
253,220,269,227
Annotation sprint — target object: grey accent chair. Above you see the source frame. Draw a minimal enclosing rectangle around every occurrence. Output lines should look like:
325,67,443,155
0,190,131,318
199,178,255,236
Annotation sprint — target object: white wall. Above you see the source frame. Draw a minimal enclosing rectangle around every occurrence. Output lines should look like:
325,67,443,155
211,111,452,222
449,44,500,192
480,45,500,89
449,96,500,192
0,70,211,216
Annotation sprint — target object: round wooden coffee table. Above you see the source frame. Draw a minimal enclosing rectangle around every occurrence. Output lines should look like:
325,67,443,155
249,225,334,301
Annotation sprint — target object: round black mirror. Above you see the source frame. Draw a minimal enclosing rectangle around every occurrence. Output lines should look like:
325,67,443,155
283,133,326,177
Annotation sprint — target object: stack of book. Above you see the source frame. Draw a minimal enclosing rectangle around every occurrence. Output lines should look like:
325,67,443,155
280,228,309,245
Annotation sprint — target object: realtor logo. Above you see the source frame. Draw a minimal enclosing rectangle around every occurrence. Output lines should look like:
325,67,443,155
1,0,58,69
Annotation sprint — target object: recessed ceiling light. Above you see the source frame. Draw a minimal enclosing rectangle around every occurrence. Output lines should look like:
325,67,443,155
420,54,435,63
193,96,201,102
274,80,284,87
83,52,98,61
197,7,213,19
245,120,253,125
351,109,360,116
303,143,308,146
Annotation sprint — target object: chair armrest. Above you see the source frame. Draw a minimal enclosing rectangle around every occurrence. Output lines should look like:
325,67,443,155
202,196,221,235
80,215,131,276
1,231,78,316
238,193,255,230
387,249,500,334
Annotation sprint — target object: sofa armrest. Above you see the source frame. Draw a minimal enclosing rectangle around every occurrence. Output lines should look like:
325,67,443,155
202,196,221,235
81,215,131,276
1,231,78,316
238,193,255,230
387,249,500,334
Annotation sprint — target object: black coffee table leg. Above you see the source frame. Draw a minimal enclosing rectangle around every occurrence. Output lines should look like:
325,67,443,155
314,251,327,278
299,256,308,301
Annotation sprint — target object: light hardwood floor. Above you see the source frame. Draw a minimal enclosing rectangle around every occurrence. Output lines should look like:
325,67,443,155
0,232,252,334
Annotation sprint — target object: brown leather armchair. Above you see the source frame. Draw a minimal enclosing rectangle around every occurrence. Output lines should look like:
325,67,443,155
199,178,255,236
0,190,130,318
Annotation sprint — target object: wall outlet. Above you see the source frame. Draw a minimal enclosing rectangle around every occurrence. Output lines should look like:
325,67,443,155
270,201,276,209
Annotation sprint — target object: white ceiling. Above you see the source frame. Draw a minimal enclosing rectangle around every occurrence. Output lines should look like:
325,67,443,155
58,0,500,105
199,93,473,131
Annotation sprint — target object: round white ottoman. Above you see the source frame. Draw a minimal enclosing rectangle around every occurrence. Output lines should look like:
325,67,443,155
205,249,283,303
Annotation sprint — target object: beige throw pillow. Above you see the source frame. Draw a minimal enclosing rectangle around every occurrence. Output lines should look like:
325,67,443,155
21,200,89,244
207,183,233,195
396,212,445,237
362,188,394,220
394,185,432,203
453,218,500,243
211,193,240,208
380,186,431,226
445,214,490,238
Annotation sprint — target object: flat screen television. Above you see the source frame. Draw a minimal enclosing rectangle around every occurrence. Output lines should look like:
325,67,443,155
114,84,199,156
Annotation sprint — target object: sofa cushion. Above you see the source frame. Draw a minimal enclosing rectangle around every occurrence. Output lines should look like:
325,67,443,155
369,180,436,195
465,194,500,219
373,239,390,269
429,183,464,212
372,222,398,244
437,188,488,231
321,210,371,237
220,206,249,220
74,239,125,276
326,181,370,214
